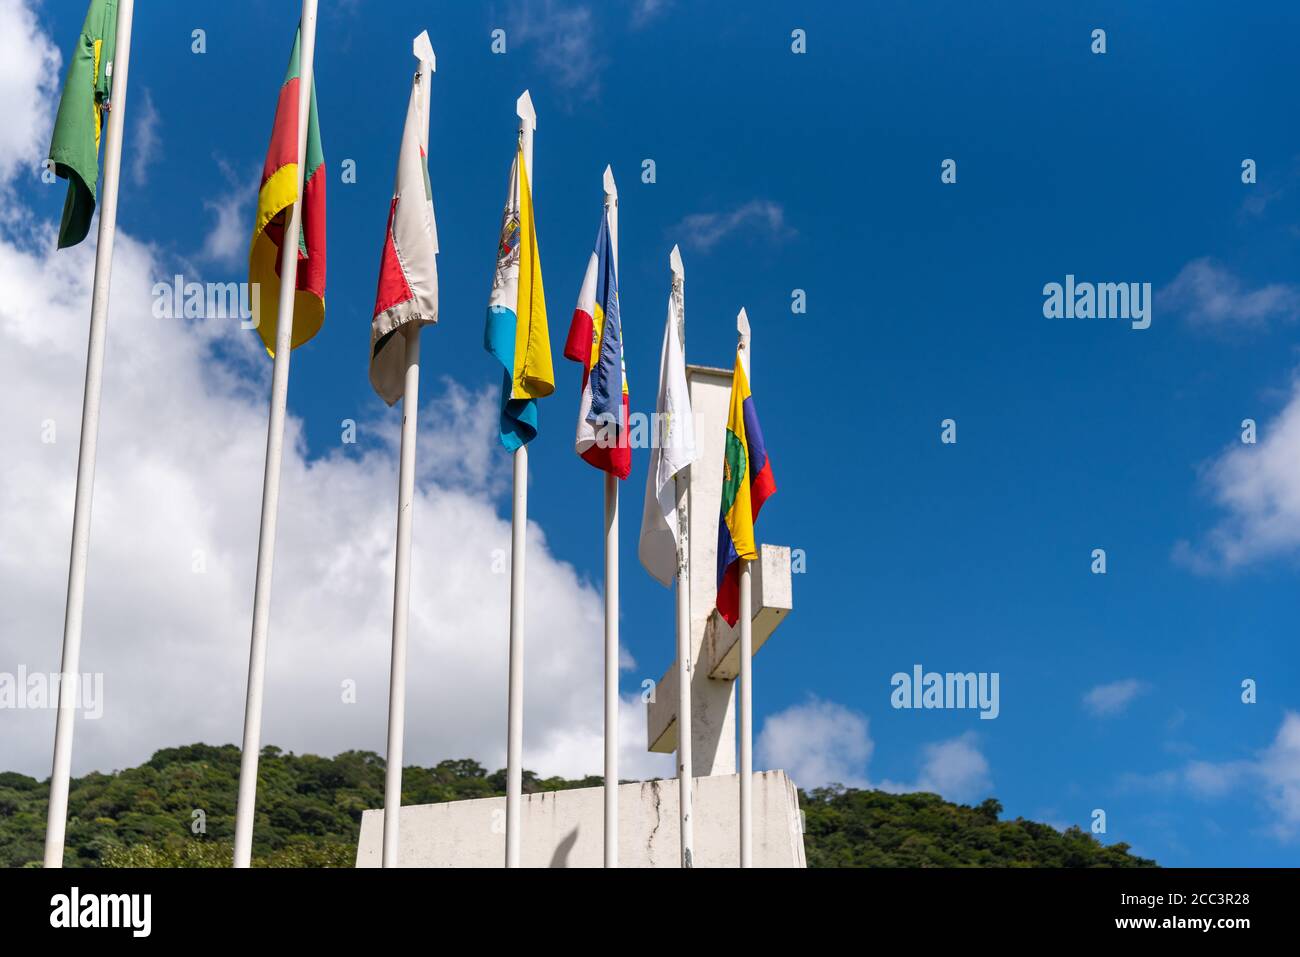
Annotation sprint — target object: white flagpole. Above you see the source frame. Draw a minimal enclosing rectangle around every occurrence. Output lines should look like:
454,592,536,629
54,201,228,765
674,474,693,868
739,558,753,868
737,307,754,869
602,165,620,868
382,322,421,868
670,246,694,869
505,89,536,869
233,0,319,869
381,30,435,872
43,0,136,869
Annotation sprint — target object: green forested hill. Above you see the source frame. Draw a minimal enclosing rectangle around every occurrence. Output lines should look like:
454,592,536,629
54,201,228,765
0,743,1154,867
801,787,1153,867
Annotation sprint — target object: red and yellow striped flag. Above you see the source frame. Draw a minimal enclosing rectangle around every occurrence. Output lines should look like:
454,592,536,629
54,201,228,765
249,27,327,356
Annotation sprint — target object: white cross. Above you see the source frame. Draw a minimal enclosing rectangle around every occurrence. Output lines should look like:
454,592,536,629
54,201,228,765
645,365,793,775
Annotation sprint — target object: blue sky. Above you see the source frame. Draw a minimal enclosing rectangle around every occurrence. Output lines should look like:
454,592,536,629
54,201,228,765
8,0,1300,867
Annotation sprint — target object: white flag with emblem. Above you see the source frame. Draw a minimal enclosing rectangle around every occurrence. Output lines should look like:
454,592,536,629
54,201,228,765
639,245,697,586
369,32,439,406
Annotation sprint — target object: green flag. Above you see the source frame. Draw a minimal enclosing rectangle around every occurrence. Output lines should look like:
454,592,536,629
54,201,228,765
48,0,119,249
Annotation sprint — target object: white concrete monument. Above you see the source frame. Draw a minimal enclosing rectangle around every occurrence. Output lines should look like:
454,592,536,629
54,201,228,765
356,364,803,867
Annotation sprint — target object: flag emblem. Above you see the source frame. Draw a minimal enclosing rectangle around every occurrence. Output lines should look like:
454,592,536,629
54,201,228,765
716,331,776,627
484,148,554,450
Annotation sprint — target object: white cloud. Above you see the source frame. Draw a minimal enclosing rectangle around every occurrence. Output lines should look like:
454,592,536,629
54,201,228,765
0,209,675,784
631,0,672,28
0,3,673,786
757,697,872,789
1258,711,1300,837
897,733,992,803
1160,257,1300,330
198,160,254,268
672,200,791,252
129,88,160,187
507,0,602,100
757,697,993,802
1123,712,1300,841
1174,374,1300,572
1083,678,1147,717
0,0,60,189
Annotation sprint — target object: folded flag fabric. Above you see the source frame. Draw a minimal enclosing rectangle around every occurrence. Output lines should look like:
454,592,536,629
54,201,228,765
716,314,776,627
248,27,327,357
48,0,118,249
638,246,695,586
485,147,553,450
563,207,630,478
370,45,438,406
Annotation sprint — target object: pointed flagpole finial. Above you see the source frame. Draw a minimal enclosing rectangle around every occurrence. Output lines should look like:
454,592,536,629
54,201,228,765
516,90,537,129
669,244,684,278
603,164,617,202
737,308,752,380
413,30,436,69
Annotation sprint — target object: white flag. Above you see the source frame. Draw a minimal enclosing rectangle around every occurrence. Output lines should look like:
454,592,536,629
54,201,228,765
369,32,439,406
638,245,696,586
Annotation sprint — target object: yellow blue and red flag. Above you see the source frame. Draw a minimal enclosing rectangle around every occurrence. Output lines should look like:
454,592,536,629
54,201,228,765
564,207,630,478
485,147,553,449
716,321,776,626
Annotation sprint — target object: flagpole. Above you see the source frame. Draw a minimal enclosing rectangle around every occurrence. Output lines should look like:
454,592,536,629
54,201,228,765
667,245,694,868
380,32,435,872
674,470,694,867
232,0,319,869
505,89,536,869
42,0,136,869
739,557,753,868
600,165,620,868
736,307,754,869
382,323,421,867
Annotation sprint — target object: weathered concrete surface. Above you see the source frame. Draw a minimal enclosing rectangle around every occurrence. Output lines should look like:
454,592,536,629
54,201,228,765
675,365,738,775
356,770,806,868
648,544,793,754
706,543,792,680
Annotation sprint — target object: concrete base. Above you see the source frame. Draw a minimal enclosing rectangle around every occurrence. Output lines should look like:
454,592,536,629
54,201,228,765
356,770,807,868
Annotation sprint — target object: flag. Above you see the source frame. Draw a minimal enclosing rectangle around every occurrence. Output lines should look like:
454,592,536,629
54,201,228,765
638,246,695,586
369,42,438,406
715,312,776,627
48,0,118,249
249,27,327,357
485,147,553,450
563,207,630,478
